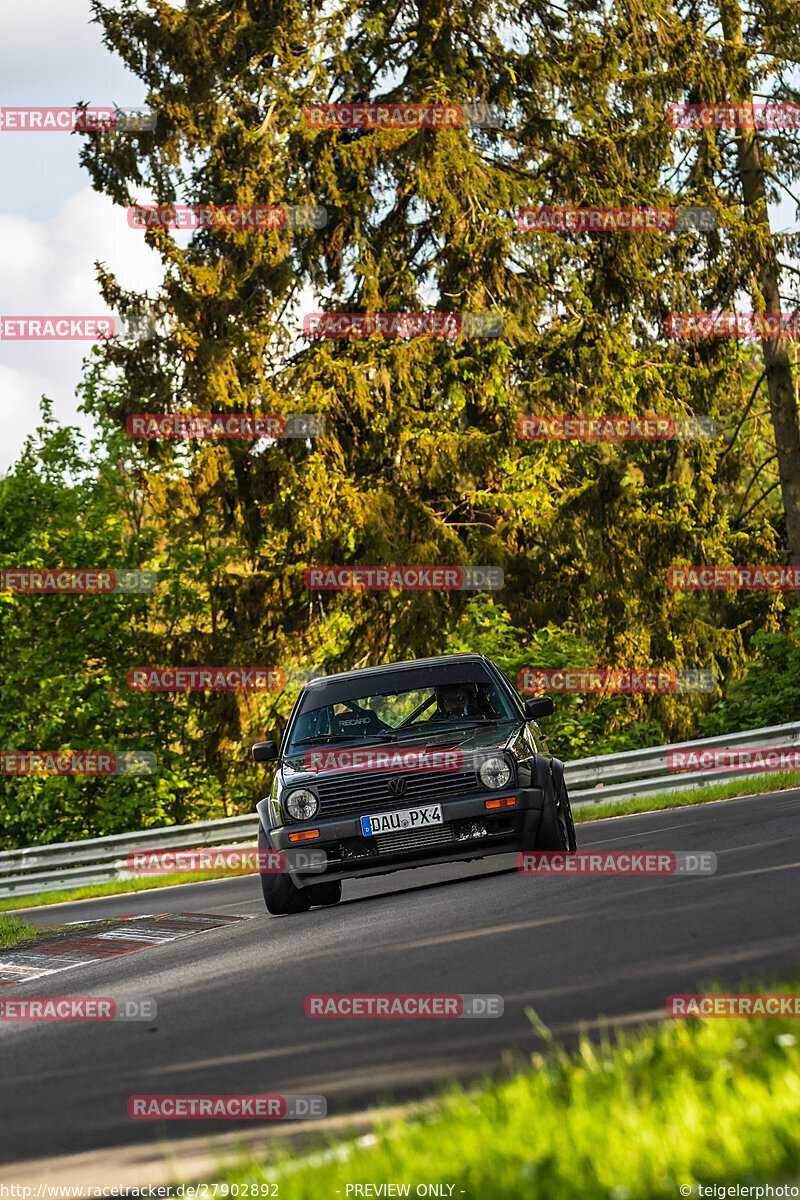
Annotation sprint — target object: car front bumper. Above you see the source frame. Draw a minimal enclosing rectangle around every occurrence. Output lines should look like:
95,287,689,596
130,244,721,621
262,787,546,886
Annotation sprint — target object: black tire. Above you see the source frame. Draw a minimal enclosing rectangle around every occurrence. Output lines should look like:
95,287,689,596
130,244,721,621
533,774,576,852
307,880,342,907
258,824,311,915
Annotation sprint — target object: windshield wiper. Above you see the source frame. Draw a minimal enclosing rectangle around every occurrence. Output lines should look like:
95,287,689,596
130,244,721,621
424,717,492,729
292,734,358,745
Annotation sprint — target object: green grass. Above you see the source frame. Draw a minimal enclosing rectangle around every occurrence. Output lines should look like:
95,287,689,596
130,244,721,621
0,865,255,913
211,979,800,1198
573,768,800,823
0,913,40,948
3,770,800,912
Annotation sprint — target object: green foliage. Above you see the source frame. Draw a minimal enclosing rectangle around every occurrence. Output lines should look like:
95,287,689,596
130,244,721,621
443,595,663,758
0,914,38,949
0,402,167,847
0,396,272,848
76,0,781,709
702,609,800,735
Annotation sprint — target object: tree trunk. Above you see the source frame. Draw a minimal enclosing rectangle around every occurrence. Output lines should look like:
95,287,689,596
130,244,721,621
720,0,800,566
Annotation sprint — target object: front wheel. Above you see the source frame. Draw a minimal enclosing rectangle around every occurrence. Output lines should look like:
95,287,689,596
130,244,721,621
258,824,310,915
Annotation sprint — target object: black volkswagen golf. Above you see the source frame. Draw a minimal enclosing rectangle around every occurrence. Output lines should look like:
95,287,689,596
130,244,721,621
252,653,577,914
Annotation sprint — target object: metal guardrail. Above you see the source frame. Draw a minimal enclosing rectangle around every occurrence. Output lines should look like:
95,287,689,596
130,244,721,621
565,720,800,805
0,815,257,898
1,722,797,898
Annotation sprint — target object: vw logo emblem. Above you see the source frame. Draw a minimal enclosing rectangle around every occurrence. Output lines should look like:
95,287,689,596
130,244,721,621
388,776,408,798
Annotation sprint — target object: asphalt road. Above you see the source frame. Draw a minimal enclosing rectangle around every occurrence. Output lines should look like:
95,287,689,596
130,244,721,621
1,790,799,1168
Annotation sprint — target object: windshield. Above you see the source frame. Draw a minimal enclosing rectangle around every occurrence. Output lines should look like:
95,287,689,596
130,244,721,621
284,665,518,754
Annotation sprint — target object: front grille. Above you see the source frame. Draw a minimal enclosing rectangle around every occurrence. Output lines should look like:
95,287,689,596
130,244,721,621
374,824,455,854
310,767,479,820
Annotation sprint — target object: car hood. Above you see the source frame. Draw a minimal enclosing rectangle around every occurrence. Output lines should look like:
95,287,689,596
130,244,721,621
279,720,522,786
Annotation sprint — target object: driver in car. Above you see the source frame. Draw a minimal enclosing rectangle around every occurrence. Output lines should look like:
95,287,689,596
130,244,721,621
428,683,475,721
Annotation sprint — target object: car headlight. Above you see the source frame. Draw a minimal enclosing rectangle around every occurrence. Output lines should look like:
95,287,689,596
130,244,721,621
285,788,319,821
479,756,512,789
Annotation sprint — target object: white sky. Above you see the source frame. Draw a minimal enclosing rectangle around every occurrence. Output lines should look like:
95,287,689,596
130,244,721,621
0,0,163,474
0,3,796,474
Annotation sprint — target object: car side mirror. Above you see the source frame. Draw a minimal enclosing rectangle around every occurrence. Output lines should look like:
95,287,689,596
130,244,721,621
252,740,279,763
524,696,554,720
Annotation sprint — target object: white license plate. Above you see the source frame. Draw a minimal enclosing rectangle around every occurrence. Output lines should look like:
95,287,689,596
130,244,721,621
361,804,443,837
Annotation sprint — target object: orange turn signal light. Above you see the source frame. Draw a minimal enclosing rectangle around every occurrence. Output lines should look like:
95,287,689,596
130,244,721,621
288,829,320,842
484,796,516,810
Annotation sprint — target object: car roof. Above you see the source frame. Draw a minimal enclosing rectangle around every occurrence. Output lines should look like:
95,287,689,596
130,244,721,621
304,653,489,688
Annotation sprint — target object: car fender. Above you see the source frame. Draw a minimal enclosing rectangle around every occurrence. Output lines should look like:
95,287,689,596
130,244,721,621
531,753,559,799
256,796,279,833
545,756,577,851
548,756,566,794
